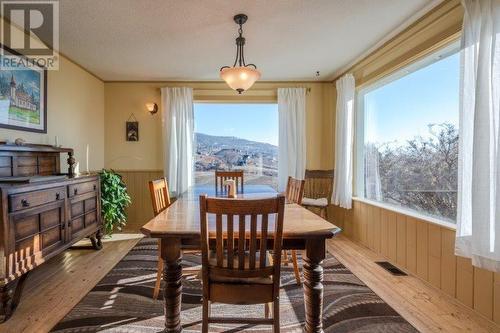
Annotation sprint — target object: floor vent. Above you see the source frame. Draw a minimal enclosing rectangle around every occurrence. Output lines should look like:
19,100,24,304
375,261,407,276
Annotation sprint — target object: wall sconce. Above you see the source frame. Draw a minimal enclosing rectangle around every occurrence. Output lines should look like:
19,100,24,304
146,103,158,115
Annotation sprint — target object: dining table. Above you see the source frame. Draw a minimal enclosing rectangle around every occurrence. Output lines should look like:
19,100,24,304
141,185,341,333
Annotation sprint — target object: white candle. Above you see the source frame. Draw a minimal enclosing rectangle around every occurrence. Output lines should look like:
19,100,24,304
86,144,89,174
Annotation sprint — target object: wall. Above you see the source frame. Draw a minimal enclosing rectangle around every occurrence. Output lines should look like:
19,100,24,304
104,81,334,171
330,0,500,326
0,19,105,171
105,81,335,226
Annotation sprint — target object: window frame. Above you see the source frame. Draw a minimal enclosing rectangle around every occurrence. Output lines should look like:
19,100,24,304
353,41,460,228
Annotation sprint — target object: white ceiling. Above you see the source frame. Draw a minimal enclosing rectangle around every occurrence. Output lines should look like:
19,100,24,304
55,0,434,81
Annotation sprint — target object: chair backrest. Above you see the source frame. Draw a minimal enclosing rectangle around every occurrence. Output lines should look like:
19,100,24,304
215,170,244,193
304,169,334,201
199,194,285,285
286,176,305,205
149,177,171,216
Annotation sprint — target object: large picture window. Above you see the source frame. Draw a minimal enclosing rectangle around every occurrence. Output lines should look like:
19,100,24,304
356,44,459,222
194,103,278,189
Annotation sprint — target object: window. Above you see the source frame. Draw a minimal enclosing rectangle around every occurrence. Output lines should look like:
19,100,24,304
356,43,459,222
194,103,278,189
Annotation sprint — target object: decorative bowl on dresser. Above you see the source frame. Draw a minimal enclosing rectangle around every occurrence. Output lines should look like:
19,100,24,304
0,143,103,322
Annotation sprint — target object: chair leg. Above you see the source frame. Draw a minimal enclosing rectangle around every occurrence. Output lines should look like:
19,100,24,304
282,250,289,265
273,298,280,333
265,302,270,319
321,207,328,220
202,298,209,333
153,256,163,300
291,250,301,285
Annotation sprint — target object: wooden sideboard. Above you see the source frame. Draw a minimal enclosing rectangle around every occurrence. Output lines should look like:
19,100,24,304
0,143,102,322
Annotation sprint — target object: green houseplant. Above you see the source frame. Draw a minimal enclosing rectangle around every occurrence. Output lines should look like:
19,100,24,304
99,169,131,235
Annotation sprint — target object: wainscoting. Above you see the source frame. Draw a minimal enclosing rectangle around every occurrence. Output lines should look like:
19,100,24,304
117,170,164,232
331,200,500,325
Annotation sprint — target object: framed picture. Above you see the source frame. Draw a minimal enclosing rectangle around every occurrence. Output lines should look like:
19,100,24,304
126,121,139,141
0,44,47,133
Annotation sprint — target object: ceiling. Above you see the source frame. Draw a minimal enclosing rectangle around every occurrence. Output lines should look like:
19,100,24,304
54,0,434,81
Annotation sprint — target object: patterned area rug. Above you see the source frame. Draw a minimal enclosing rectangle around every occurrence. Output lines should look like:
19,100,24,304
51,238,418,332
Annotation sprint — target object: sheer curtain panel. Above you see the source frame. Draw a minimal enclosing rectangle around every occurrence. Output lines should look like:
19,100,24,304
161,87,194,196
455,0,500,272
277,88,307,192
332,74,355,209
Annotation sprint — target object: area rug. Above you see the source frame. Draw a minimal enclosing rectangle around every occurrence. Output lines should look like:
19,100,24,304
51,238,418,332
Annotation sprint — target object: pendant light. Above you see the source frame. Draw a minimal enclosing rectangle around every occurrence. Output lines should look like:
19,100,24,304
220,14,261,94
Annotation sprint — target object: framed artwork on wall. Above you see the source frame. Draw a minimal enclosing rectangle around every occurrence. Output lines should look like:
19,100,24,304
126,114,139,141
0,44,48,133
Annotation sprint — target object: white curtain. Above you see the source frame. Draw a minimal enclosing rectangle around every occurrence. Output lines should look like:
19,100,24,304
332,74,355,209
278,88,307,192
455,0,500,272
161,87,194,195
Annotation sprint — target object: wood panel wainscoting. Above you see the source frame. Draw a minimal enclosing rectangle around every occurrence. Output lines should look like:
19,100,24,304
116,170,164,232
330,200,500,326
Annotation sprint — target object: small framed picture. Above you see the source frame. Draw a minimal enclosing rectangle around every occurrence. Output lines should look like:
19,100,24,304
126,121,139,141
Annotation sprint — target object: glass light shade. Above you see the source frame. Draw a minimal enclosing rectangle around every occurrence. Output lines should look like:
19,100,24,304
220,66,261,93
145,103,158,114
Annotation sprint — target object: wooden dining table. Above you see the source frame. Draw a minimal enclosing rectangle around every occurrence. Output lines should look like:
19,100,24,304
141,185,341,333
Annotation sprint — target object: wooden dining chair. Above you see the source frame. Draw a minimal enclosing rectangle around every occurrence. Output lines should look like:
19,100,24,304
302,169,334,220
199,194,285,333
284,176,305,285
148,177,171,300
148,177,201,299
215,170,244,193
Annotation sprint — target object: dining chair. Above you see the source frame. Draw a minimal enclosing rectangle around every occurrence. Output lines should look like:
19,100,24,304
148,177,171,300
215,170,244,193
284,176,305,285
148,177,200,299
302,169,334,220
199,194,285,333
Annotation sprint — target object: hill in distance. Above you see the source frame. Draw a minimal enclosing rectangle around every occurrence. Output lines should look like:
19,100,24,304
195,132,277,156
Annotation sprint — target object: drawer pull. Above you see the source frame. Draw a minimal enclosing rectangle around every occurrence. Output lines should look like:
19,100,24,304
21,199,30,207
56,193,60,200
74,188,78,195
61,223,65,230
93,184,97,191
68,221,72,227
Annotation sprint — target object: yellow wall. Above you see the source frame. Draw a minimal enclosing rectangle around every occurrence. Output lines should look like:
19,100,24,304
104,81,334,171
0,18,105,171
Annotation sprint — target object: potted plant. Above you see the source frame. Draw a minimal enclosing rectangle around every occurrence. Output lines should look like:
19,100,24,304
99,169,131,235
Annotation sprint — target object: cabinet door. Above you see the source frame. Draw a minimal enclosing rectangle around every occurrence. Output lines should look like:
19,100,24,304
9,201,66,276
69,192,99,241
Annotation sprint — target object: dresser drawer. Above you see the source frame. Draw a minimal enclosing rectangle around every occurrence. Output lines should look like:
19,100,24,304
9,187,66,212
68,180,98,197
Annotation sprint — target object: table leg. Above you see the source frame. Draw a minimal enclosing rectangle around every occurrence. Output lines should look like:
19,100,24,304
160,238,183,333
303,239,326,333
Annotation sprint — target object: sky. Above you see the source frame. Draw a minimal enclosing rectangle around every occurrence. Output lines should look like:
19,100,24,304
194,103,279,146
364,51,460,145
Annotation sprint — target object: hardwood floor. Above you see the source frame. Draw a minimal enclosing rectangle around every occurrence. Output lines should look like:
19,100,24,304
0,233,142,333
328,235,500,333
1,231,498,333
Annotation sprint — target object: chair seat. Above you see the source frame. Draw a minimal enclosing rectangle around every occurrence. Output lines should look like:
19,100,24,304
302,197,329,207
207,250,273,285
